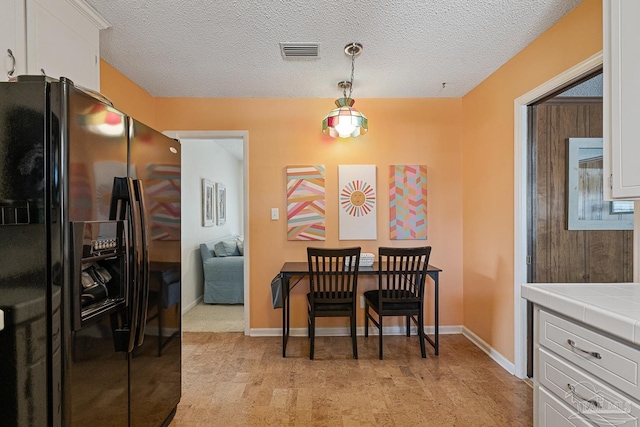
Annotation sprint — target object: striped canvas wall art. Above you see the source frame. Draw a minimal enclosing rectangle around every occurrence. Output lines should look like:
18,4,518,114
287,165,326,240
146,164,181,240
389,165,427,240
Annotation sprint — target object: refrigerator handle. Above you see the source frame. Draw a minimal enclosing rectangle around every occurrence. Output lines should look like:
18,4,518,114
109,177,142,353
132,179,150,346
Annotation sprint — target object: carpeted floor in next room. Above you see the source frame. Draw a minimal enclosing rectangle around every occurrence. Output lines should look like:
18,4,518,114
182,302,244,333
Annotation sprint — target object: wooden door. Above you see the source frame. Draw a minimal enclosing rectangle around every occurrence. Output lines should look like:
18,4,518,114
532,98,632,283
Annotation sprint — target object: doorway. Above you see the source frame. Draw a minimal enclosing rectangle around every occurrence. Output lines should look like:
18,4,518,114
528,72,632,283
524,71,633,376
163,130,250,336
513,52,604,379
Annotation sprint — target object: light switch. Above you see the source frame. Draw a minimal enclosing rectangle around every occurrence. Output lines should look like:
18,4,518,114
271,208,279,220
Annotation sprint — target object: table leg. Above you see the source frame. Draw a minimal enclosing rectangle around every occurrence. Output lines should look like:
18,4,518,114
424,271,439,356
434,273,439,355
282,274,289,357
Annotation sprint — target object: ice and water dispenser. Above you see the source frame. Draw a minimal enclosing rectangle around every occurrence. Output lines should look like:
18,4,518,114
71,220,128,330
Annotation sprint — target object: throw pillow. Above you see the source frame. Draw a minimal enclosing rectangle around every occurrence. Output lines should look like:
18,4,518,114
162,268,180,285
237,236,244,255
214,240,239,257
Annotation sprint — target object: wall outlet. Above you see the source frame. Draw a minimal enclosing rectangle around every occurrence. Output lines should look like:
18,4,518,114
360,296,365,308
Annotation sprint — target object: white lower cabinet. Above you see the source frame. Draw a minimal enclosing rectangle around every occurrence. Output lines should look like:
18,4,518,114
534,308,640,427
538,386,594,427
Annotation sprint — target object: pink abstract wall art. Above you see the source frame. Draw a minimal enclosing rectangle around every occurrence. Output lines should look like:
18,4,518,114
389,165,427,240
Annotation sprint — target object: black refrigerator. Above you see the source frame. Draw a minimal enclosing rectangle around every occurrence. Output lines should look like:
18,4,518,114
0,76,181,426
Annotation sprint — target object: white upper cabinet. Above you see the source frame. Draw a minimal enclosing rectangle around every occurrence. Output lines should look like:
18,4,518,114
603,0,640,199
1,0,108,90
0,0,27,82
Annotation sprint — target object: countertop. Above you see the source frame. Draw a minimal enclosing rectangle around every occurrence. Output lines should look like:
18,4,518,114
522,283,640,347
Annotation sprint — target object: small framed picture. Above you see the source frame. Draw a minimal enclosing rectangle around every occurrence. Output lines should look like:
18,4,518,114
216,182,226,225
202,179,215,227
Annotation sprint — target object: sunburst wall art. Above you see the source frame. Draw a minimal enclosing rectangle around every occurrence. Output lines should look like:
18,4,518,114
286,165,325,240
339,165,377,240
389,164,427,240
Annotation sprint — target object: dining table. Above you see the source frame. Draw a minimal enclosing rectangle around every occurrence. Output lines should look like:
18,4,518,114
277,261,443,357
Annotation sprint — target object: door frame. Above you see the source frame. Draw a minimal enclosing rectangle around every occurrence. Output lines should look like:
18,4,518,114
163,130,250,336
513,52,603,378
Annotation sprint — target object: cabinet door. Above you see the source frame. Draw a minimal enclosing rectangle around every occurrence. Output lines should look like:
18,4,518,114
25,0,100,90
0,0,26,82
604,0,640,199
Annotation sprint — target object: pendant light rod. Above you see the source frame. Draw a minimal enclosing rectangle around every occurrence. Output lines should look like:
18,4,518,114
343,43,362,99
322,42,368,139
338,81,352,98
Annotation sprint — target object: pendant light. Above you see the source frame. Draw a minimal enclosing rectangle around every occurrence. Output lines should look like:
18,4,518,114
322,43,368,138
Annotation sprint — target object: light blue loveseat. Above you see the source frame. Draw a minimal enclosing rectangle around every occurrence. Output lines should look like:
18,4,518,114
199,235,244,304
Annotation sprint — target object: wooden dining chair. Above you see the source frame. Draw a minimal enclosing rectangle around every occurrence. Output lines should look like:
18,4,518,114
364,246,432,359
307,247,361,360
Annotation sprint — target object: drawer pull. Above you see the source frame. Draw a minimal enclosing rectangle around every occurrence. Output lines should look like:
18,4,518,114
567,339,602,359
567,384,601,408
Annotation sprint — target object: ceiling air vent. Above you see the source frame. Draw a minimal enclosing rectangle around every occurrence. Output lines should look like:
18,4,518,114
280,42,320,59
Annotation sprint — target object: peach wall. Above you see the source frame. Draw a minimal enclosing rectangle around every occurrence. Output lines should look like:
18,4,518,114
99,0,601,351
98,64,465,330
461,0,603,362
154,97,464,329
100,60,156,127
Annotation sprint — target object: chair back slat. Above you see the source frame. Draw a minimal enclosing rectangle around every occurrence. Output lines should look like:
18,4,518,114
307,247,360,304
378,247,431,305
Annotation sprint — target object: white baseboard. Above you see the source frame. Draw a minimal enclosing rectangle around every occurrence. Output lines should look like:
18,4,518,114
248,325,514,375
250,325,462,337
182,295,203,315
462,326,515,375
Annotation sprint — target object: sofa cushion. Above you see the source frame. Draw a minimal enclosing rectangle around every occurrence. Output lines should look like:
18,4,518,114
214,240,240,257
237,236,244,255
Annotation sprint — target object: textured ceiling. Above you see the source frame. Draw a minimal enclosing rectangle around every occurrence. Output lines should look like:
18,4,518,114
85,0,583,99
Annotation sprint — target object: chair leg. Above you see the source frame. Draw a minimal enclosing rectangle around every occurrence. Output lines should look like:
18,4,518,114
378,315,383,360
418,310,426,358
158,303,163,357
351,313,358,359
364,305,369,338
406,315,411,337
309,313,315,360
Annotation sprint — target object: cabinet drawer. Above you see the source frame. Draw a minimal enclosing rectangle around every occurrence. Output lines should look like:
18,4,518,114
539,309,640,397
539,347,639,426
538,386,595,427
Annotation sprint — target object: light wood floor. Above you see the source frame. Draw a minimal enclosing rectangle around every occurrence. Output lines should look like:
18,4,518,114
171,333,533,426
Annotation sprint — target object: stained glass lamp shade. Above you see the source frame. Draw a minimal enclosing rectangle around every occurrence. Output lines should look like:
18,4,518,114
322,97,368,138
